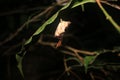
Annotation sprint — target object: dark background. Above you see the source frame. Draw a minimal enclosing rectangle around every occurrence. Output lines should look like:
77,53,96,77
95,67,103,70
0,0,120,80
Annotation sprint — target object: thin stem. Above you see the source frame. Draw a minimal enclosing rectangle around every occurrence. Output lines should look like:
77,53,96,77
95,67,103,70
96,0,120,33
64,57,71,75
65,46,96,55
90,72,95,80
101,1,120,10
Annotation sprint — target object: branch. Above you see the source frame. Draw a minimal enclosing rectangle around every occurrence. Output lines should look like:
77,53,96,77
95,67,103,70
64,46,96,55
64,46,86,64
37,35,96,64
96,0,120,33
60,50,76,56
0,0,70,47
38,35,96,55
0,4,55,46
90,72,95,80
101,1,120,10
2,39,26,56
64,57,71,75
0,6,48,16
69,70,82,80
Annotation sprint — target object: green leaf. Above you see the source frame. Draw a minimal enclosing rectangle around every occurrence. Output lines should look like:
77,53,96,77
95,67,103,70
16,52,26,77
25,37,32,45
84,55,97,72
25,0,96,45
25,0,72,45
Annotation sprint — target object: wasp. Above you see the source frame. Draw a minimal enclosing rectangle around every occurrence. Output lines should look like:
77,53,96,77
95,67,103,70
54,19,71,48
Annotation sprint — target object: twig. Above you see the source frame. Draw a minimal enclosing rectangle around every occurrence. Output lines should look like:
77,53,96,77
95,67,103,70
90,72,95,80
101,1,120,10
96,0,120,33
64,57,71,75
69,70,82,80
0,0,69,46
3,42,22,56
38,39,84,63
0,9,52,46
37,35,97,64
63,46,96,64
75,51,84,64
64,46,84,64
37,35,96,55
60,50,76,56
38,41,57,48
0,6,54,46
56,0,70,6
64,46,96,55
0,6,48,16
57,71,66,80
57,58,82,80
38,35,58,48
38,36,75,56
101,69,109,76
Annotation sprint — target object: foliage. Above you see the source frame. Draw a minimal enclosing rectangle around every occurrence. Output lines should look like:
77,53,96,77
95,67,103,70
15,0,120,79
